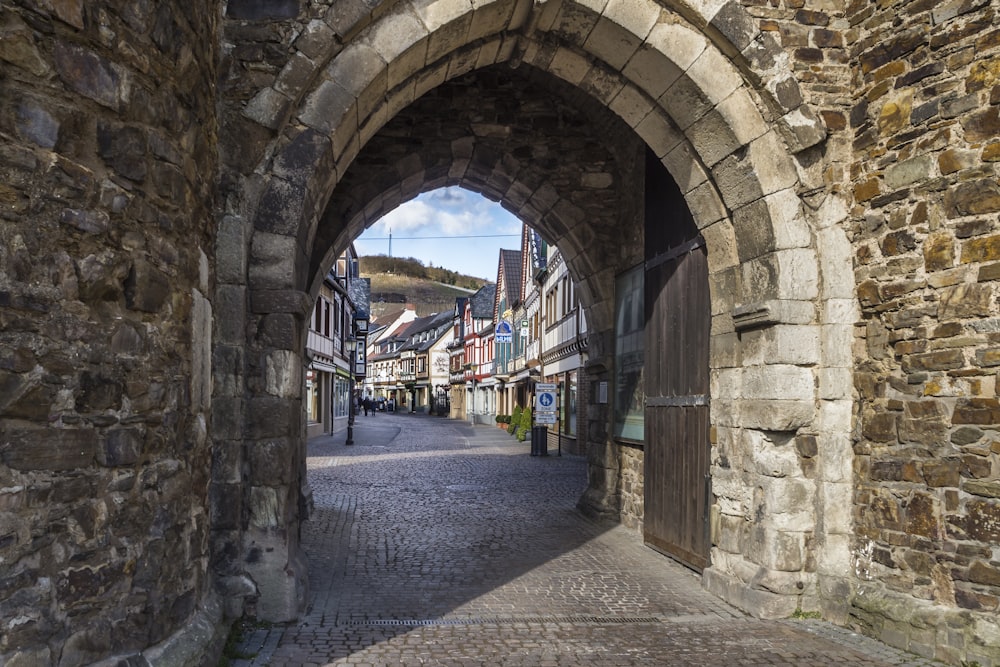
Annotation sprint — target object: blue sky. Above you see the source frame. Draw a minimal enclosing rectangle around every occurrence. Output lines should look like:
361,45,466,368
353,187,523,281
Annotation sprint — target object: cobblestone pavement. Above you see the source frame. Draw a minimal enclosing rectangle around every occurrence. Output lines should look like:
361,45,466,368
233,414,938,666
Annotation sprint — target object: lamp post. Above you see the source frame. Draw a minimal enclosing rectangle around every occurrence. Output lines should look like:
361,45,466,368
345,336,356,446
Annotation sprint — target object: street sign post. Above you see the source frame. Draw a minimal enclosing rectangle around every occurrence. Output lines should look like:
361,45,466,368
533,383,558,455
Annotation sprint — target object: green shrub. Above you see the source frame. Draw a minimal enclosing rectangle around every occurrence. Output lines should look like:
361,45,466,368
517,406,532,441
509,406,522,434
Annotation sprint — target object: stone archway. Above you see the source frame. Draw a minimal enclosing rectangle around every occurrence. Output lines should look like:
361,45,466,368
218,0,855,626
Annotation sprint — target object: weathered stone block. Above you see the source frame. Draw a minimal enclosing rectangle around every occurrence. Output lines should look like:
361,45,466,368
215,285,247,346
243,87,292,131
899,400,949,446
968,561,1000,587
249,289,312,317
249,234,300,291
2,428,97,470
967,499,1000,542
741,325,820,366
15,101,60,149
53,43,129,111
863,412,898,442
924,233,955,272
124,260,170,313
211,396,243,440
741,364,814,401
922,459,960,487
216,215,249,285
210,482,242,530
904,492,940,539
953,398,1000,425
962,234,1000,264
901,349,964,373
191,288,213,414
97,428,142,467
97,123,148,182
946,179,1000,218
248,439,294,485
247,397,299,438
964,480,1000,498
963,106,1000,143
745,429,800,479
738,399,814,431
249,486,282,529
758,476,815,531
939,283,993,319
265,350,301,398
226,0,299,20
295,19,338,60
254,178,307,238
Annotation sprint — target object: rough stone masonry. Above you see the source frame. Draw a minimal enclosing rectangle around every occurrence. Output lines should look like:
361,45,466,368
1,0,999,665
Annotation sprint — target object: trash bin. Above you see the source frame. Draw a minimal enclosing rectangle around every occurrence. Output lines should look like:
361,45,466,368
530,426,548,456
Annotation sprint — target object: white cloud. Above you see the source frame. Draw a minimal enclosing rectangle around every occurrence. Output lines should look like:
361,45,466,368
355,186,525,278
371,199,436,234
428,186,467,206
368,188,505,237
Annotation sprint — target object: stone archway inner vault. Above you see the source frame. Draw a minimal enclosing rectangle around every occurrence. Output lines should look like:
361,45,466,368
219,0,857,625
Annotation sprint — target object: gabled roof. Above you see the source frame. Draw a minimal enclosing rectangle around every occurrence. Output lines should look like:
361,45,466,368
469,284,496,319
399,310,453,352
496,249,522,316
371,305,418,342
374,306,408,326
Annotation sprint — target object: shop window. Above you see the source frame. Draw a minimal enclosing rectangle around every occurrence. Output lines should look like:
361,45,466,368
613,265,644,441
307,371,320,423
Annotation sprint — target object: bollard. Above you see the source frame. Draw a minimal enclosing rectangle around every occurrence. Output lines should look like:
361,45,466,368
531,426,548,456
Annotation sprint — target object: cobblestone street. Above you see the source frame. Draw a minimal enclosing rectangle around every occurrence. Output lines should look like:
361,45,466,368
233,414,935,666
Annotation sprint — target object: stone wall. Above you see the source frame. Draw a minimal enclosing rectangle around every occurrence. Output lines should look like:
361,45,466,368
844,1,1000,663
618,443,644,531
0,1,224,664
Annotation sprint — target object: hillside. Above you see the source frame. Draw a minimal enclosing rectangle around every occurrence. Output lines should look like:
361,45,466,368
360,255,491,320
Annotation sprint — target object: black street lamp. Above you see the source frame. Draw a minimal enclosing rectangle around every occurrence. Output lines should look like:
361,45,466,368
345,336,357,446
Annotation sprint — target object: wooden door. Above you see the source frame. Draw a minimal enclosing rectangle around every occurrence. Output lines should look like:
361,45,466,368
642,152,712,571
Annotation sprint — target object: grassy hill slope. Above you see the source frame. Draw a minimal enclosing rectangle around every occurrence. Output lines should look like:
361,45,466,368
360,255,491,319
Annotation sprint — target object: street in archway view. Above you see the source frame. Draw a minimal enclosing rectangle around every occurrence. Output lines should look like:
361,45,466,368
232,415,934,667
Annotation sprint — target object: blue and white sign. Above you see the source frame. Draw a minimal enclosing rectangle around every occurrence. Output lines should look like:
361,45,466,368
496,320,513,343
535,383,557,412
